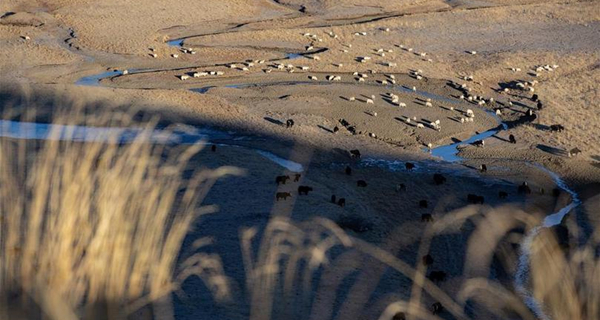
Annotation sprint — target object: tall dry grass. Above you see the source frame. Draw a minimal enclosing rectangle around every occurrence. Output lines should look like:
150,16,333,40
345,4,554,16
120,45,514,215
243,200,599,320
0,89,242,319
1,88,598,320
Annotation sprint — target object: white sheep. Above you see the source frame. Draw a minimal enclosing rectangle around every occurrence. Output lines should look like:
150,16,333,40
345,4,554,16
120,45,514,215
417,123,424,128
150,53,158,58
216,71,224,76
172,54,179,58
466,109,474,118
425,101,433,107
366,99,374,104
398,102,407,107
349,96,356,101
309,75,318,81
300,66,310,71
412,86,417,91
357,78,365,82
469,51,477,55
179,75,190,81
333,76,341,81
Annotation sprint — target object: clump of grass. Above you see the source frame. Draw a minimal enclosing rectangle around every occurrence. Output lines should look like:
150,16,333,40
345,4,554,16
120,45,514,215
0,89,242,319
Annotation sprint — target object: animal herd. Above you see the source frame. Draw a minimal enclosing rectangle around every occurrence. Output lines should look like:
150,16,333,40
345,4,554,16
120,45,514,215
160,26,577,317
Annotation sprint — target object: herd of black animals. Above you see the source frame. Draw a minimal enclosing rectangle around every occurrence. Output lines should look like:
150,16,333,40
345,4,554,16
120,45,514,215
270,148,561,311
271,90,567,315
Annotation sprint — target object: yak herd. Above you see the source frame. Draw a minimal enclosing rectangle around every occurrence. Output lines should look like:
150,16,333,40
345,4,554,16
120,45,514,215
266,144,565,317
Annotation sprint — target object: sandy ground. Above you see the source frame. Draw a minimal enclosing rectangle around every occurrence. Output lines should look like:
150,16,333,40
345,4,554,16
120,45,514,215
1,0,600,318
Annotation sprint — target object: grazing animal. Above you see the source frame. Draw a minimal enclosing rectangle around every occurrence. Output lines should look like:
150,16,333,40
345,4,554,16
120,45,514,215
422,254,434,266
428,271,447,283
211,144,217,152
432,302,444,315
392,312,406,320
276,192,292,201
480,164,487,173
518,182,532,195
333,126,339,133
419,200,428,208
553,188,561,198
532,94,539,102
357,180,368,187
569,147,582,157
433,173,446,185
509,134,517,144
331,195,337,203
275,175,290,185
467,194,485,204
405,162,415,170
421,213,433,222
298,186,313,195
550,124,565,132
345,166,352,175
499,191,508,199
337,198,346,207
349,149,361,159
537,101,544,110
286,119,295,128
472,140,485,147
294,173,301,182
523,109,537,122
396,184,407,192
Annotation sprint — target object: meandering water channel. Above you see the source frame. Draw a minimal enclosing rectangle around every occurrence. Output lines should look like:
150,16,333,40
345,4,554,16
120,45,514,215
66,65,580,319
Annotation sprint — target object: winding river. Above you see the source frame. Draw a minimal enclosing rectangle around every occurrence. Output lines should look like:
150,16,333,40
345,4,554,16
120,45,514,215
66,66,580,319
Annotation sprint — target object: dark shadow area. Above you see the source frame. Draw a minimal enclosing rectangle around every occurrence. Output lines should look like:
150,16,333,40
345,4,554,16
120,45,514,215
536,144,568,156
263,116,284,126
318,125,334,133
1,84,597,320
